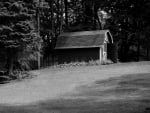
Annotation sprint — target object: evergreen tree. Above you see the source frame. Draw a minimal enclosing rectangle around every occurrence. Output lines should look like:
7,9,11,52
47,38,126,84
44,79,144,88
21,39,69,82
0,0,38,74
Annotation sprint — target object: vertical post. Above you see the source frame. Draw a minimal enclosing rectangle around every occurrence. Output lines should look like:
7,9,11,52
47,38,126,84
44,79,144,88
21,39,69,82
99,47,102,64
104,43,107,61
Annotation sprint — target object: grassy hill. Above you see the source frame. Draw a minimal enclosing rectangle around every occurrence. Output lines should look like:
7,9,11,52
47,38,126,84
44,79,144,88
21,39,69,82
0,61,150,113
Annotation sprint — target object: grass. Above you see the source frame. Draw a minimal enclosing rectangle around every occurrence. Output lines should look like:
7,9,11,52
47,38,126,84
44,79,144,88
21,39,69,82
0,62,150,113
0,73,150,113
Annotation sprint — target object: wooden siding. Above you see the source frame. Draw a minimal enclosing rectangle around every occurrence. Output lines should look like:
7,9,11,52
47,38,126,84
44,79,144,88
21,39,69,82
56,48,99,64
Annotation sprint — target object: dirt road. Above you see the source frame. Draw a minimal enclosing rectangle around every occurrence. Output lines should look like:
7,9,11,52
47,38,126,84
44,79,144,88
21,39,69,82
0,62,150,105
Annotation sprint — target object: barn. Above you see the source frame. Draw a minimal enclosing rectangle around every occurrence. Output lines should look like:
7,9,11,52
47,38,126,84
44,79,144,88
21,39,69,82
55,30,117,64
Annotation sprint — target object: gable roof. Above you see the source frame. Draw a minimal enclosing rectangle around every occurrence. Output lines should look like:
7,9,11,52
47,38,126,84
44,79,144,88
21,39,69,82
55,30,113,49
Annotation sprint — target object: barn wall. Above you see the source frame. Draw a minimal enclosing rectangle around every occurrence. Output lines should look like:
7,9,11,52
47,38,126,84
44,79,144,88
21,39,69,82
56,48,99,64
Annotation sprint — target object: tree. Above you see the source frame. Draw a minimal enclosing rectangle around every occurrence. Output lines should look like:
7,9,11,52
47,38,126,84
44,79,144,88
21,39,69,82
96,0,150,61
0,0,38,74
32,0,150,63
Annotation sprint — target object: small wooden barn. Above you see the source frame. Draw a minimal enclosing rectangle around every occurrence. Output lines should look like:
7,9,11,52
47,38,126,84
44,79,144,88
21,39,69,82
55,30,117,64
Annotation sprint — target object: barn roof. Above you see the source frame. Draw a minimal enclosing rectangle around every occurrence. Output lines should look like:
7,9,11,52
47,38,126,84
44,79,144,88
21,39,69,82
55,30,113,49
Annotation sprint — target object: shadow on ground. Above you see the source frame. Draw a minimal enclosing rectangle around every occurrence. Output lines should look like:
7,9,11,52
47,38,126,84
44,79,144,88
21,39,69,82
0,73,150,113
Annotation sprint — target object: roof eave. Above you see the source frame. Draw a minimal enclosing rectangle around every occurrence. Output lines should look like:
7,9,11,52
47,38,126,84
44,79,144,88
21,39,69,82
55,45,103,50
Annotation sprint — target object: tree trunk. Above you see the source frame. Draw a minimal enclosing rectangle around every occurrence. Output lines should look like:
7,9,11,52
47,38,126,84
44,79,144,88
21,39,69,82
51,0,54,33
6,49,15,76
97,9,102,30
137,36,140,61
59,0,64,33
37,0,41,69
50,0,55,65
119,39,130,62
97,16,102,30
8,58,14,76
57,0,60,34
64,0,68,29
92,0,95,29
147,48,149,60
124,43,130,61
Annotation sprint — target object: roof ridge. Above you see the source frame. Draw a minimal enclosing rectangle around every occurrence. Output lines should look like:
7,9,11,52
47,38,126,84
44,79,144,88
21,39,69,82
59,30,110,37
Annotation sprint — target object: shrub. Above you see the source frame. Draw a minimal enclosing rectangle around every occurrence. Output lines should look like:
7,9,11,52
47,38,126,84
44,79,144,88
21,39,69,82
101,59,113,65
53,59,113,68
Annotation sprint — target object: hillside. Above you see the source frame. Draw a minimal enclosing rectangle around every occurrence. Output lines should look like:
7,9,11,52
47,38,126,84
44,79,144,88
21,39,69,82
0,62,150,113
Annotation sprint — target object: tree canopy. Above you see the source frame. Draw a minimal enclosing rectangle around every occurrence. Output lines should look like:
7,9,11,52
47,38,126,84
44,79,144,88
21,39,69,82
40,0,150,62
0,0,38,74
0,0,150,74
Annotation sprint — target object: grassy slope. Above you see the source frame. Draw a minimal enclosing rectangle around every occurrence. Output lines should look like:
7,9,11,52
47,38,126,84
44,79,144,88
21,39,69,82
0,62,150,113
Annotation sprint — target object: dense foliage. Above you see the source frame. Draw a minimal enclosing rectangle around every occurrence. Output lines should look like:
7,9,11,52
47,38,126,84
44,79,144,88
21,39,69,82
100,0,150,61
0,0,38,74
0,0,150,74
40,0,150,62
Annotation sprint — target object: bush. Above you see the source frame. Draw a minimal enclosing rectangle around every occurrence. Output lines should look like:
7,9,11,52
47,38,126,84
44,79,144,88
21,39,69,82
53,59,113,68
101,59,113,65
